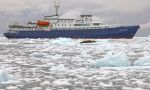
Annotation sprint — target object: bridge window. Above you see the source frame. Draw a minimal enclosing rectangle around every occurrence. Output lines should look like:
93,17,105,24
93,23,100,26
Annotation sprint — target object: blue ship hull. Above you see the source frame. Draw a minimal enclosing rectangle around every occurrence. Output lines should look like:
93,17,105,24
4,25,140,39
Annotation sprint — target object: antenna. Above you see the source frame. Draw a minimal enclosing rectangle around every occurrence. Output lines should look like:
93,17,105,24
54,0,60,16
116,11,119,25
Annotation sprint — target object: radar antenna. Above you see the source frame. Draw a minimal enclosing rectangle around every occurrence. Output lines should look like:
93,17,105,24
54,0,60,16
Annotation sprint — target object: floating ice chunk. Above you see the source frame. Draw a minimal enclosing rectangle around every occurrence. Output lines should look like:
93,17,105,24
148,35,150,40
96,43,115,51
6,85,18,90
134,56,150,66
23,39,36,44
94,52,129,67
99,82,113,87
105,44,115,50
51,38,76,45
0,70,11,84
50,54,63,60
30,52,49,59
45,88,52,90
96,39,110,44
45,62,55,67
1,80,20,85
50,64,67,71
123,87,144,90
31,87,42,90
53,79,71,86
41,81,50,86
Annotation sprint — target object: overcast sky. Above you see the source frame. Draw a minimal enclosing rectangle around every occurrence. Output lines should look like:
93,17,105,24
0,0,150,36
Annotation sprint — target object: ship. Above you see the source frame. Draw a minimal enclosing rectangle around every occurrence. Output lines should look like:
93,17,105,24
4,1,140,39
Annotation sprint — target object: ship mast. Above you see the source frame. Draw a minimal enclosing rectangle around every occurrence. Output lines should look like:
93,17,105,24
54,1,59,16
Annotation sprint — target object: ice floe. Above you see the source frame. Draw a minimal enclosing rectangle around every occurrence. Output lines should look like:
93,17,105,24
51,38,77,45
6,85,18,90
53,79,71,86
30,52,50,59
50,64,67,71
134,56,150,66
94,52,129,67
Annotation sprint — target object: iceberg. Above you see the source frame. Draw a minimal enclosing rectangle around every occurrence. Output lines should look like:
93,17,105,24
94,52,129,67
134,56,150,66
0,70,11,84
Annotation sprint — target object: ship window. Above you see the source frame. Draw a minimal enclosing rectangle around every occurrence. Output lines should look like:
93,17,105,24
94,23,100,26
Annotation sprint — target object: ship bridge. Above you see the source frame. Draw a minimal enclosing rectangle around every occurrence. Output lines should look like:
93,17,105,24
80,15,93,23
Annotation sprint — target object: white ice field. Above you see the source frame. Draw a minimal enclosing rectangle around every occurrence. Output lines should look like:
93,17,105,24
0,36,150,90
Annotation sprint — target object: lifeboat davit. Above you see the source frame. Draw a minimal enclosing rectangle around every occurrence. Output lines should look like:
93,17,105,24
37,20,50,27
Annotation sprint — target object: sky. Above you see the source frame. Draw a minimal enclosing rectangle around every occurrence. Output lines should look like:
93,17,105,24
0,0,150,36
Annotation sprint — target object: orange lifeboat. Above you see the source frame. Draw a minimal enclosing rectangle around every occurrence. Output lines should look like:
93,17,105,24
37,20,50,27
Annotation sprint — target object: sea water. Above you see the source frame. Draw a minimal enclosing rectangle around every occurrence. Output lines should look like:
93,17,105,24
0,36,150,90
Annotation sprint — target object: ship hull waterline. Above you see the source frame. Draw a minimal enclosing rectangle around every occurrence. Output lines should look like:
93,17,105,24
4,25,140,39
